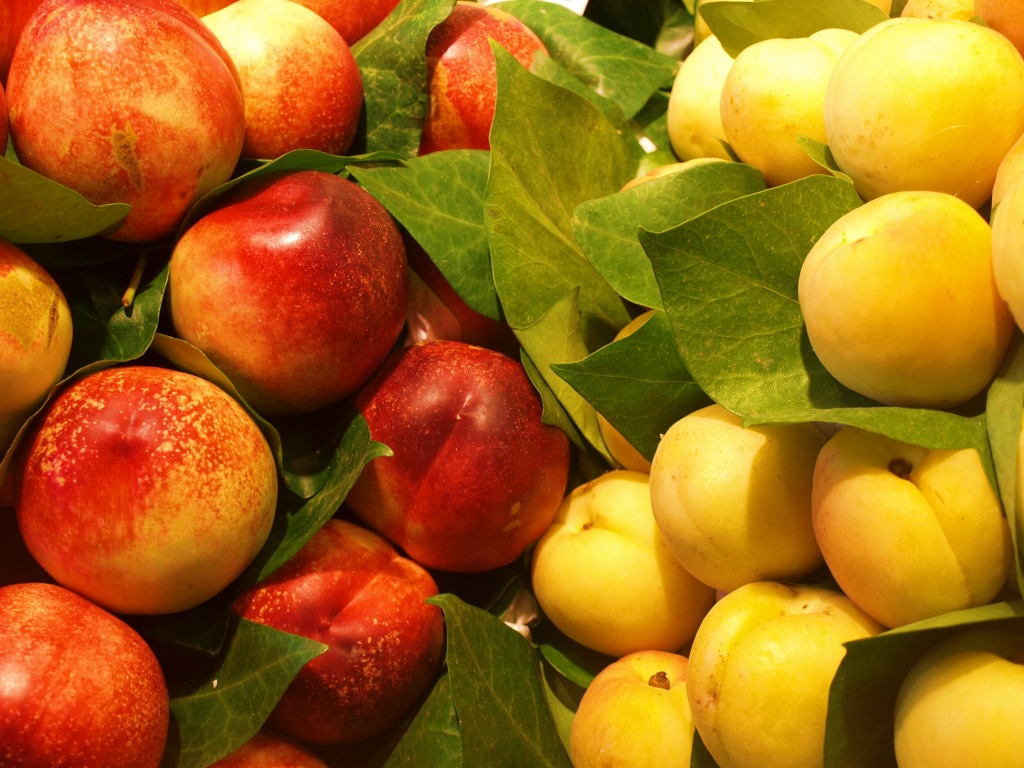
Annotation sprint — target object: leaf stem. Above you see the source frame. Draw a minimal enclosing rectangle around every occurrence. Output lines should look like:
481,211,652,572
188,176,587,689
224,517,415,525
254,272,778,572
122,249,149,308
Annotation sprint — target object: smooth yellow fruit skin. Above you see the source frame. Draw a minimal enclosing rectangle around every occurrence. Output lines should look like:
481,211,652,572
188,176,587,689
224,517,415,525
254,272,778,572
798,190,1014,409
666,35,734,162
530,469,715,658
900,0,973,18
894,627,1024,768
687,581,882,768
811,427,1011,629
571,650,695,768
992,175,1024,334
824,17,1024,208
719,29,858,186
0,241,73,454
992,131,1024,209
649,403,827,593
694,0,893,45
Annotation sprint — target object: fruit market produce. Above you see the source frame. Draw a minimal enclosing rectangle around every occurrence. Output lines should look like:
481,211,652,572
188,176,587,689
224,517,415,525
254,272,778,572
5,0,1024,766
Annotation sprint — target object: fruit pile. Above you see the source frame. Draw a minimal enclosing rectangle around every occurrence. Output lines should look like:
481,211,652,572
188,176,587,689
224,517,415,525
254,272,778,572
2,0,1024,766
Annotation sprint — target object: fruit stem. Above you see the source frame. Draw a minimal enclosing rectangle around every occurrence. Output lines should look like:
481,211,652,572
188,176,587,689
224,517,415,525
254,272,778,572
648,671,671,690
122,250,149,308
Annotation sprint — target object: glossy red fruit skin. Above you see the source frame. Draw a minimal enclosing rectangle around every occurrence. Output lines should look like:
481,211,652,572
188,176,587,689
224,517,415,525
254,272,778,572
419,1,549,154
0,582,170,768
169,169,409,416
346,339,572,573
291,0,401,45
5,0,245,242
232,519,445,746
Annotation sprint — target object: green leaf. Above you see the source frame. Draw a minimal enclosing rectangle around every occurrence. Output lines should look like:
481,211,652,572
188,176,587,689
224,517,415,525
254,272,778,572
824,601,1024,768
573,160,766,309
797,136,853,184
583,0,694,53
515,289,615,464
429,593,574,768
702,0,889,57
521,349,587,452
353,0,456,156
174,149,404,239
383,671,463,768
540,660,587,758
552,309,711,460
61,254,168,374
497,0,680,119
244,414,392,584
350,150,498,319
0,155,130,244
161,618,328,768
642,174,995,469
485,46,638,350
986,332,1024,592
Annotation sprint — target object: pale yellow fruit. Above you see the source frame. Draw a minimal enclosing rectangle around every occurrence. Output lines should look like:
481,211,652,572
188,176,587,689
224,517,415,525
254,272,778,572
648,403,827,593
571,650,695,768
0,240,73,454
720,29,859,186
901,0,973,18
992,175,1024,335
687,581,882,768
622,158,728,192
825,17,1024,208
894,627,1024,768
666,34,734,163
992,131,1024,209
595,309,658,473
695,0,893,45
530,469,715,658
975,0,1024,57
798,190,1015,409
811,426,1012,629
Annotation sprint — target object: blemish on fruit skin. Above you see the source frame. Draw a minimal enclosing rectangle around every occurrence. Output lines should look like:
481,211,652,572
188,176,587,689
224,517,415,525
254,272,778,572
111,122,143,190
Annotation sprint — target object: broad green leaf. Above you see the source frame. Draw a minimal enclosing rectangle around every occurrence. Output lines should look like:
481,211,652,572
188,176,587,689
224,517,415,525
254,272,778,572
530,53,634,132
515,289,615,465
161,618,327,768
521,348,588,452
702,0,889,57
383,672,463,768
61,254,168,374
541,661,587,757
429,593,574,768
798,136,853,184
643,174,994,469
243,414,392,584
351,150,498,319
353,0,456,156
552,309,711,460
533,614,615,689
0,155,130,244
584,0,694,53
498,0,680,119
174,149,404,239
485,47,638,350
824,601,1024,768
986,332,1024,592
573,160,766,309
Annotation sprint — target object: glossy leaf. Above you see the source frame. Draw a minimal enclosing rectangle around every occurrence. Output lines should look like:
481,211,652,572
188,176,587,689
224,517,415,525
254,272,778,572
0,155,130,244
351,150,498,319
430,593,574,768
383,672,463,768
702,0,889,57
824,600,1024,768
985,332,1024,592
498,0,680,119
515,288,615,464
161,618,327,768
174,149,404,239
353,0,455,156
541,661,587,757
485,46,638,350
583,0,694,52
573,160,766,309
552,309,711,460
643,174,994,473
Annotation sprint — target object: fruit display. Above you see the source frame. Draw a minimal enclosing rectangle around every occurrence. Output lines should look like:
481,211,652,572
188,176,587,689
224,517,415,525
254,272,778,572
4,0,1024,766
